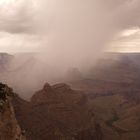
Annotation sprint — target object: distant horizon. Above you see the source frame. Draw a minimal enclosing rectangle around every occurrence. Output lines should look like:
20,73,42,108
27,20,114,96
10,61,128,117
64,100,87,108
1,51,140,55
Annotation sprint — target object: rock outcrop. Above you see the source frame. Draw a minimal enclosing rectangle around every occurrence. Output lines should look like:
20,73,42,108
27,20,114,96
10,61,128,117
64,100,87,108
13,83,103,140
0,83,26,140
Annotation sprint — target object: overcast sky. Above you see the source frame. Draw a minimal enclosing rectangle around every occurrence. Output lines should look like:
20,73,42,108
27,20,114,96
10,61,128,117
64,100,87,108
0,0,140,53
1,0,140,99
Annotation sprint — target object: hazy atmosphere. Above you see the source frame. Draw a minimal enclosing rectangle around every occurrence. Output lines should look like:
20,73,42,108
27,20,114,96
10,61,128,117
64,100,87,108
1,1,140,140
1,0,140,52
0,0,140,98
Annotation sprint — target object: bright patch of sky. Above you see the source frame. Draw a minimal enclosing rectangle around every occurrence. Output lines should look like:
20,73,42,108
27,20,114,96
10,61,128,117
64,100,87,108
107,27,140,53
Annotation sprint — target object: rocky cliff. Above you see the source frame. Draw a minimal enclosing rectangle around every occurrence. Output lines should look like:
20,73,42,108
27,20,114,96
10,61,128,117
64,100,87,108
13,83,103,140
0,83,26,140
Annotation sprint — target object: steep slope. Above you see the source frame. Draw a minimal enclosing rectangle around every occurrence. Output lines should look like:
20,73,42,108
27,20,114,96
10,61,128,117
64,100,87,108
0,53,13,72
67,54,140,140
13,83,103,140
0,83,26,140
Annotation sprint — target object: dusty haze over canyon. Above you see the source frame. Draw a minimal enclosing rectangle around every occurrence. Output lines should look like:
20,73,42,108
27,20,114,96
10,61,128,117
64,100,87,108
0,1,140,140
0,0,140,98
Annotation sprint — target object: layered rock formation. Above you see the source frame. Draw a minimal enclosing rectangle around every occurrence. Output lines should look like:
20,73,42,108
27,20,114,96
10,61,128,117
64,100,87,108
0,83,26,140
68,55,140,140
13,83,103,140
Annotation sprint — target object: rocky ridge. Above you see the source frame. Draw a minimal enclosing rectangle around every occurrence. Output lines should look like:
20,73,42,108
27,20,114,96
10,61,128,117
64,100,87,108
13,83,103,140
0,83,26,140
